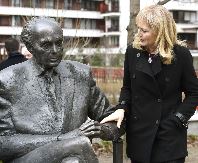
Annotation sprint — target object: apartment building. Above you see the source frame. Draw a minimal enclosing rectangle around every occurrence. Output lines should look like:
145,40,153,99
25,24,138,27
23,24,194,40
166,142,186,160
0,0,129,61
2,0,198,68
143,0,198,69
165,0,198,69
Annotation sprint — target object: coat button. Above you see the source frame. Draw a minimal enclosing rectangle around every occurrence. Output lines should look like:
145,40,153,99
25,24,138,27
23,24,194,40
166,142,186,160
165,77,170,82
134,116,138,120
157,98,162,103
156,120,159,125
132,74,136,79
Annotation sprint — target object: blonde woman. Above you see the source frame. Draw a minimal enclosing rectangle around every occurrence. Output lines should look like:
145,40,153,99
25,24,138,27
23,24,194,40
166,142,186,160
101,5,198,163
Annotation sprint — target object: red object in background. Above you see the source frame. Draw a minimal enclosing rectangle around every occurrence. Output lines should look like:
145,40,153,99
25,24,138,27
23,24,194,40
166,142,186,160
91,67,123,81
99,2,108,13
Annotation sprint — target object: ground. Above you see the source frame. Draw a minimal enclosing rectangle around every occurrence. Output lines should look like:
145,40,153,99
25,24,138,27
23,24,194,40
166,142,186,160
97,136,198,163
98,145,198,163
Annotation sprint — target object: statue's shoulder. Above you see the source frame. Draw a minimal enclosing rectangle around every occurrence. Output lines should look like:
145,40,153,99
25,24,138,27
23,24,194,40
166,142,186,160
59,60,91,77
0,60,29,81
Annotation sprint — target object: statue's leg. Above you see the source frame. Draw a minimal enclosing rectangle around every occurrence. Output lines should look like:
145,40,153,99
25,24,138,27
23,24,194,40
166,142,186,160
11,136,98,163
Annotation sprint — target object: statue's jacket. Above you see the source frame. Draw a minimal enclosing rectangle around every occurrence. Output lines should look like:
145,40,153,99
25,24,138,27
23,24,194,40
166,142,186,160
0,58,117,161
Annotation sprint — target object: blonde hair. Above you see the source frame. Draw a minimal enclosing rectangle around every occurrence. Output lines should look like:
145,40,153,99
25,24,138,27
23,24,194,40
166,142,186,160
133,5,186,64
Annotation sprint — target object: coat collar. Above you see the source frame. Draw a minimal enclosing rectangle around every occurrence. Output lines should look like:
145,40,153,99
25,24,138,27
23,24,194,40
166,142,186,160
135,51,162,77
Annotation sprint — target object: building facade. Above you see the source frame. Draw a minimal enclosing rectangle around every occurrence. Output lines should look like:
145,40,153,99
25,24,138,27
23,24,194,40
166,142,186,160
142,0,198,70
0,0,130,61
1,0,198,69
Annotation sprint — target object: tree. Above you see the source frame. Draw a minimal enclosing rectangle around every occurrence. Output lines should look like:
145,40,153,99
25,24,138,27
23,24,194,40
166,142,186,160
157,0,171,5
127,0,140,45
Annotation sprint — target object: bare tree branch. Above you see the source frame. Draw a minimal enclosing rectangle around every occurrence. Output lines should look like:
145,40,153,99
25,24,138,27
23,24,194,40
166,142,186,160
157,0,171,5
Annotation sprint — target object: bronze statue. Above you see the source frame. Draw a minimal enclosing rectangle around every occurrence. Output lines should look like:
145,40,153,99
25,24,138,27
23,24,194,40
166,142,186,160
0,17,124,163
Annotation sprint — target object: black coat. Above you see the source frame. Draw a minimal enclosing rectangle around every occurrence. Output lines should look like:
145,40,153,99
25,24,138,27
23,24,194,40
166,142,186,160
0,52,27,71
119,45,198,162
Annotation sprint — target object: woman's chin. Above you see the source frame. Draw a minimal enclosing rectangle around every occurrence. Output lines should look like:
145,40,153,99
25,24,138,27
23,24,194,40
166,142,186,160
140,42,146,46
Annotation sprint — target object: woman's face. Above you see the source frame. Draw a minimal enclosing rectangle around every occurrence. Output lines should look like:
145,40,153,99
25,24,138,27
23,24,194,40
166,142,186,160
137,20,157,52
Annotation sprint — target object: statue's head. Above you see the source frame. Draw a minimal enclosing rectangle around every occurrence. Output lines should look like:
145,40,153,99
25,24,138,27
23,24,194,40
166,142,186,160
21,17,63,69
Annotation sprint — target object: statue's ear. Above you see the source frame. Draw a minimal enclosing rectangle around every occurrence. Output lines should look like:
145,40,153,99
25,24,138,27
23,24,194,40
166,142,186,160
21,31,34,54
26,43,34,55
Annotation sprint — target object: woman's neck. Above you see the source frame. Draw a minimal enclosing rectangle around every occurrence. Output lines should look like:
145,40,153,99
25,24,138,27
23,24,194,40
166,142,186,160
146,46,158,54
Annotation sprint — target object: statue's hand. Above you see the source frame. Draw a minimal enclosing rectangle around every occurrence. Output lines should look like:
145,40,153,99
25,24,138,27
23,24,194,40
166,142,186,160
79,119,102,139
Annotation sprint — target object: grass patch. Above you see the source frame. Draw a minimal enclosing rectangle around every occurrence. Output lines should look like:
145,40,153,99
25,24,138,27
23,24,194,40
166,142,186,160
188,135,198,145
93,140,113,156
96,80,122,105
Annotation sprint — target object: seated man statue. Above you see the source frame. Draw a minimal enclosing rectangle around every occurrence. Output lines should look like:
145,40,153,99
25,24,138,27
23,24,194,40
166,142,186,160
0,17,124,163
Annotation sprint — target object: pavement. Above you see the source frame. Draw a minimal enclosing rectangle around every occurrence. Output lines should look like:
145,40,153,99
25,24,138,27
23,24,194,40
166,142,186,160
98,133,198,163
98,143,198,163
188,121,198,135
188,111,198,135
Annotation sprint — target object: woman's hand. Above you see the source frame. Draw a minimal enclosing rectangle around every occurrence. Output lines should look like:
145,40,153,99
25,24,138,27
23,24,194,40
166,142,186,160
100,109,125,128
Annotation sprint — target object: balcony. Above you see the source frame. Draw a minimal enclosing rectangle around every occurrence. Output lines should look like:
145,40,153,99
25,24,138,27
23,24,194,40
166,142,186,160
0,26,105,38
165,1,198,11
0,6,103,19
176,23,198,33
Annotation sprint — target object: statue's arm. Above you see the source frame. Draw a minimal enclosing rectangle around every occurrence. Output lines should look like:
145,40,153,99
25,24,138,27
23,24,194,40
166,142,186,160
0,95,81,160
0,134,58,160
0,129,81,161
87,72,125,141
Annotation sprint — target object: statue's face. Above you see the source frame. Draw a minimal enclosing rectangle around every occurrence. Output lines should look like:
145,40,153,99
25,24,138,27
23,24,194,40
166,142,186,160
31,21,63,69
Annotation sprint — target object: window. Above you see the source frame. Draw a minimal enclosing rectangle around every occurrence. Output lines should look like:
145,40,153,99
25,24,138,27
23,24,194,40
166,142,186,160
64,18,73,29
80,19,86,29
184,12,196,22
85,1,91,10
190,12,196,22
13,16,21,26
193,57,198,70
79,19,96,29
90,1,96,11
91,20,96,29
64,0,72,9
46,0,54,9
108,18,119,31
13,0,21,7
172,11,197,23
178,33,196,49
110,36,119,47
0,16,10,26
32,0,40,8
0,0,10,6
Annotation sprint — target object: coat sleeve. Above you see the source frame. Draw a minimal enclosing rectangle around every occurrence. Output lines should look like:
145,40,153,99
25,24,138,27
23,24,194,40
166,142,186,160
0,82,15,136
116,46,132,111
178,47,198,120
